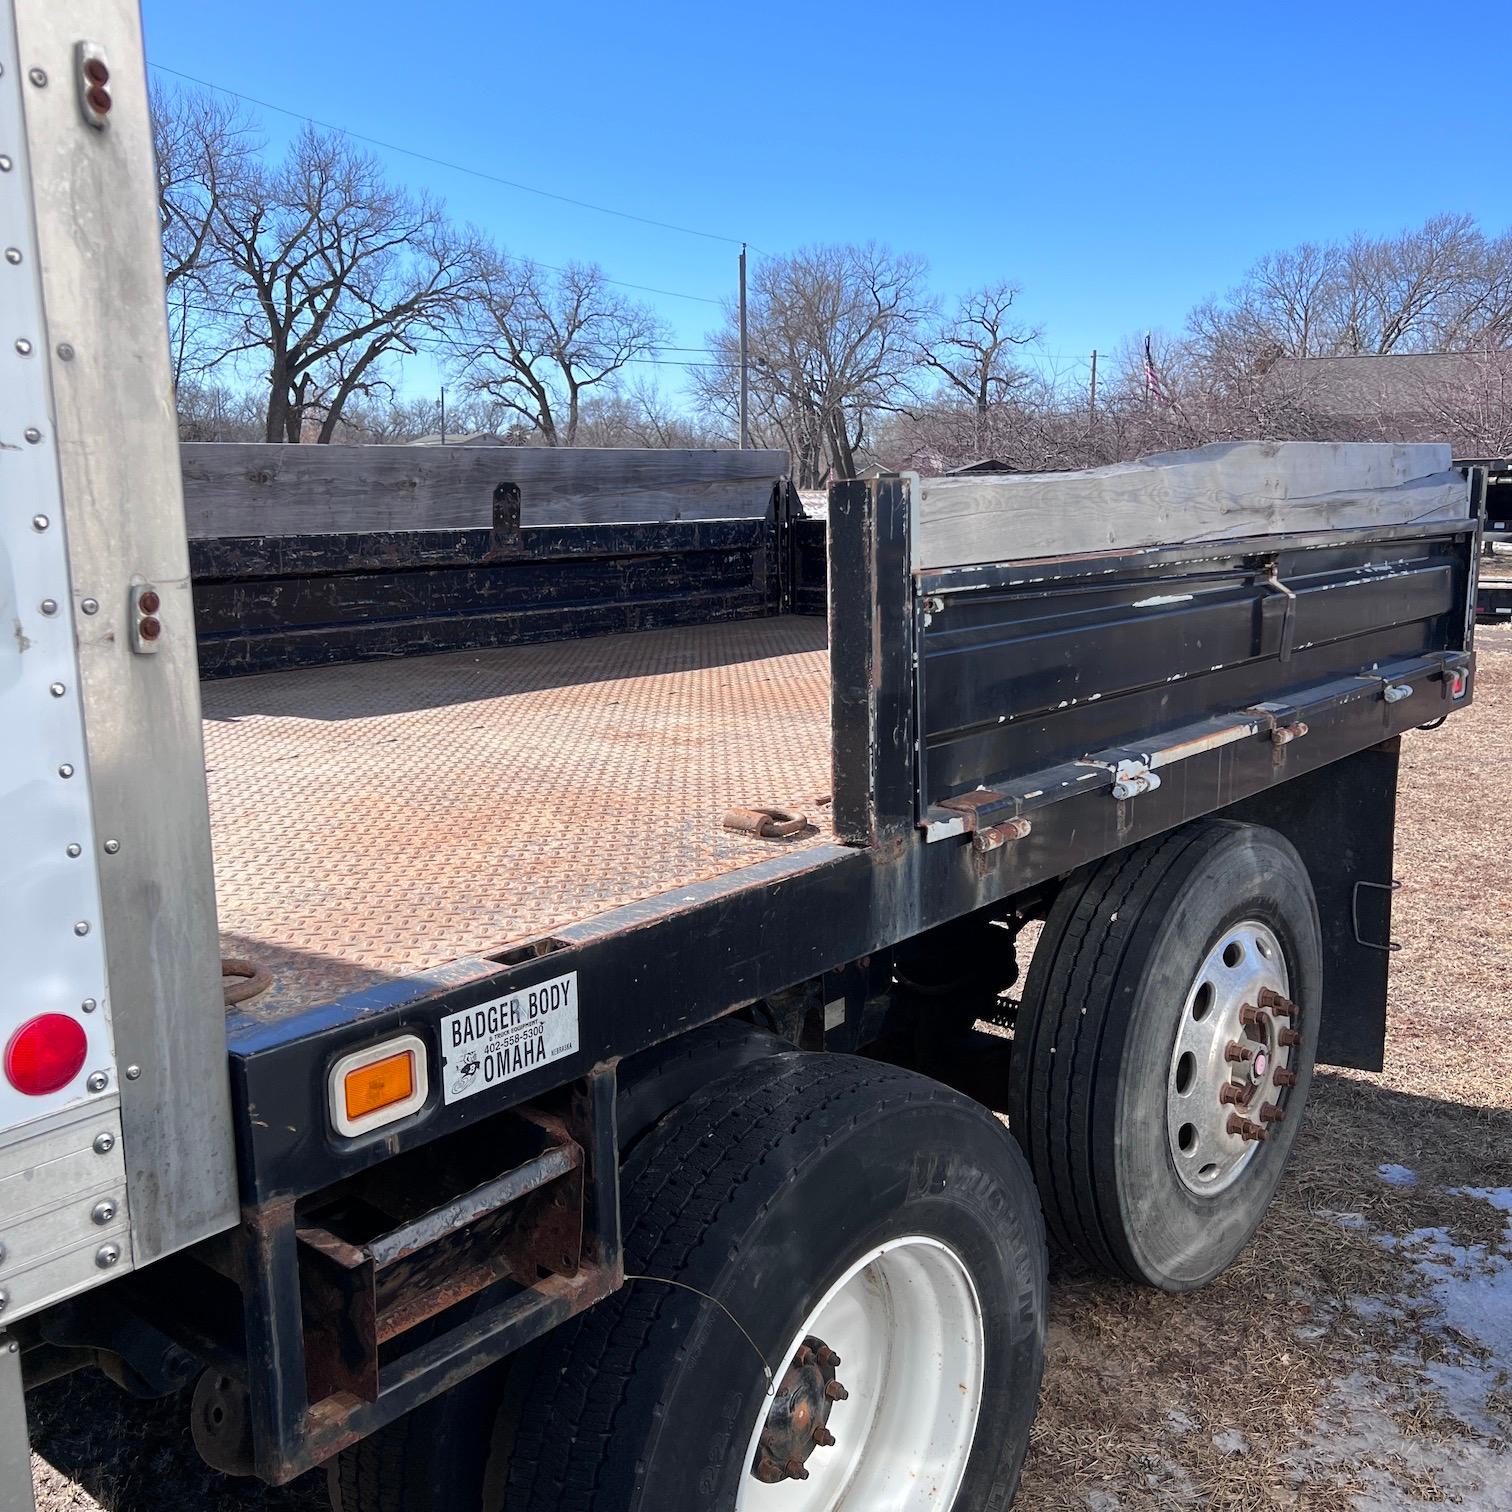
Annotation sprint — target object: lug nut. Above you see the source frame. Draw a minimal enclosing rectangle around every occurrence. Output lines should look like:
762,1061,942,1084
816,1345,840,1368
794,1344,813,1367
1278,1027,1302,1048
814,1426,836,1447
1224,1041,1254,1064
1258,1102,1286,1124
1274,1067,1297,1088
1218,1083,1247,1105
1258,988,1296,1016
824,1380,849,1402
1226,1113,1268,1143
1239,1003,1268,1029
785,1459,810,1481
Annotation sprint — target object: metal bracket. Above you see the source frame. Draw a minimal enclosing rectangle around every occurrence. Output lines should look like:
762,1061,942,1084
1351,879,1401,954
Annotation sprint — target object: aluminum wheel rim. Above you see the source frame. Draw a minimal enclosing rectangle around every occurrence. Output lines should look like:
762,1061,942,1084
1166,919,1292,1196
735,1236,985,1511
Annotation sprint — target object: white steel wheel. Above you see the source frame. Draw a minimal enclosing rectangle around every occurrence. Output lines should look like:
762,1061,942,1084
1166,918,1295,1195
736,1236,985,1511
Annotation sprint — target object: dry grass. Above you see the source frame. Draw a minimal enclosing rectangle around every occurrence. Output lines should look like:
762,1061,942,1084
31,626,1512,1511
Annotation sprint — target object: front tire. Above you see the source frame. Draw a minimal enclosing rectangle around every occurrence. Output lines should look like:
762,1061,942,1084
1007,819,1321,1292
503,1052,1047,1512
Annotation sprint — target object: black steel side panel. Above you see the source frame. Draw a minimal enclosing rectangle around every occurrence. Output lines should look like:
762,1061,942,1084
191,517,779,677
917,530,1472,811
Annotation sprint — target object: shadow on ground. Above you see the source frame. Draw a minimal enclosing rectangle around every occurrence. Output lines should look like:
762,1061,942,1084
31,1074,1512,1512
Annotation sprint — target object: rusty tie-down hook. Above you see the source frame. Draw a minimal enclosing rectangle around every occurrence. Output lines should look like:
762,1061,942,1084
723,806,812,841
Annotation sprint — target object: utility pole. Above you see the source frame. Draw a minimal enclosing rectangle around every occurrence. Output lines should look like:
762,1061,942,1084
738,244,750,450
1088,349,1098,421
439,387,447,445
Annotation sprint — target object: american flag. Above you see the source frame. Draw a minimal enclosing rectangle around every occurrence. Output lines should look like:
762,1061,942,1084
1144,333,1169,405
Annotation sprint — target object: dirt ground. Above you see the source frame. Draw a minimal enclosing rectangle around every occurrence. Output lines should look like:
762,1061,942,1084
30,623,1512,1512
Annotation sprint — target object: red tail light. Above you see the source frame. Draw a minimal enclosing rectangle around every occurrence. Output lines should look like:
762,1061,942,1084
5,1014,89,1095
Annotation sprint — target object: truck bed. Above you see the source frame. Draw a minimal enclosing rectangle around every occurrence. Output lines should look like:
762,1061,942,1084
203,616,832,1018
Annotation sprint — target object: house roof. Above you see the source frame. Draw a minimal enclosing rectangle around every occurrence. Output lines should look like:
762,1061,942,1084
1264,352,1506,420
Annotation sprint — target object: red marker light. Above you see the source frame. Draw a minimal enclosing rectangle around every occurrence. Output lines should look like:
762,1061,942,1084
5,1014,88,1095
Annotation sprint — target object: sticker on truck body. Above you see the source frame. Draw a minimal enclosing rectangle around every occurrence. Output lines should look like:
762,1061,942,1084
440,972,579,1104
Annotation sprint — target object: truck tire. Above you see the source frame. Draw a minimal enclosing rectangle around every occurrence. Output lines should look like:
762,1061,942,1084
502,1051,1047,1512
326,1354,513,1512
1007,818,1321,1292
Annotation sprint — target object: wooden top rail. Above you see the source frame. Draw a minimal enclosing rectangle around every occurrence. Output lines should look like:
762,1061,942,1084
180,443,789,539
913,441,1472,571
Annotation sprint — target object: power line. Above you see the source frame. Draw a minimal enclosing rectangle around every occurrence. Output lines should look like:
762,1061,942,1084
150,63,767,258
169,295,736,368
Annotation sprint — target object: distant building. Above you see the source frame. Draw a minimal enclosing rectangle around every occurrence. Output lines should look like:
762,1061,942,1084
1262,351,1508,436
944,457,1019,475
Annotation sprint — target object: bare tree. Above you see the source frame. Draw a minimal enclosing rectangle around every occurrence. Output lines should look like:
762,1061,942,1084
696,244,930,486
1417,350,1512,456
571,379,715,448
211,126,476,441
454,253,664,445
150,83,258,385
919,280,1039,412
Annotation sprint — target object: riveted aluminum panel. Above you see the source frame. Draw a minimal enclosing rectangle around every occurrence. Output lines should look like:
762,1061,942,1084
0,1101,129,1317
0,0,130,1324
13,0,235,1263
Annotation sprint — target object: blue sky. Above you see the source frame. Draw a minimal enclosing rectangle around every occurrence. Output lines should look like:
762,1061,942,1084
141,0,1507,408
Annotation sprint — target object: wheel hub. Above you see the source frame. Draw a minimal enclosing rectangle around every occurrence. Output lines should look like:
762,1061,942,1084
736,1237,984,1510
751,1335,848,1483
1166,920,1298,1195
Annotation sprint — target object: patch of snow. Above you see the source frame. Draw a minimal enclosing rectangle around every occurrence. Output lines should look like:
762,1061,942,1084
1377,1162,1418,1187
1211,1427,1249,1456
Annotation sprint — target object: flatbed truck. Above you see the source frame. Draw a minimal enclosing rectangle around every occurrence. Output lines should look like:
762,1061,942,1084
0,4,1488,1509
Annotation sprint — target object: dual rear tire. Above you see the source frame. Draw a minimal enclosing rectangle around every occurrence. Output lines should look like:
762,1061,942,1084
331,818,1322,1509
332,1053,1047,1512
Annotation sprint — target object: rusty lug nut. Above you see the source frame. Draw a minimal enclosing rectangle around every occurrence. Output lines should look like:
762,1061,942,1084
794,1344,813,1367
785,1459,810,1481
1218,1083,1247,1105
1278,1027,1302,1047
1224,1041,1255,1063
1274,1067,1297,1087
816,1345,840,1368
1258,988,1297,1016
1239,1003,1268,1029
138,615,162,641
752,1453,785,1484
1259,1102,1286,1124
824,1380,849,1402
813,1426,836,1447
1226,1113,1268,1143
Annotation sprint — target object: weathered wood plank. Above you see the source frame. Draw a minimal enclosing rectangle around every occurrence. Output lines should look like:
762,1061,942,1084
180,443,788,538
915,441,1471,570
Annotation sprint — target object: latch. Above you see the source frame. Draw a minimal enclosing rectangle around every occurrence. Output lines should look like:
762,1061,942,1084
1263,560,1298,662
1110,758,1161,800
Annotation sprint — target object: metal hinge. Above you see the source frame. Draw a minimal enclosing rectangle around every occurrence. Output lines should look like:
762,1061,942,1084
1110,758,1161,800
